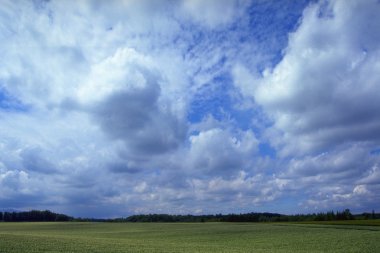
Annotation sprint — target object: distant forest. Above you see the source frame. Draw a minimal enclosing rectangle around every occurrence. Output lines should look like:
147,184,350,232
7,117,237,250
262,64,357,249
112,209,379,223
0,210,72,222
1,209,378,222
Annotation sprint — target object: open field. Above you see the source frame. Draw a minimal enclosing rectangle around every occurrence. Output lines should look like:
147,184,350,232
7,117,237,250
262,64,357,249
298,219,380,226
0,222,379,253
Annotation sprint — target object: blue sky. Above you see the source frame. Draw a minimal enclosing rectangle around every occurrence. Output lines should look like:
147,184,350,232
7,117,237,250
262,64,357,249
1,0,380,218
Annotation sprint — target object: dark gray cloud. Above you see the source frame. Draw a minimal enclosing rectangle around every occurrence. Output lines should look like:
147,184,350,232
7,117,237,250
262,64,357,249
107,162,141,174
20,147,57,174
92,65,187,158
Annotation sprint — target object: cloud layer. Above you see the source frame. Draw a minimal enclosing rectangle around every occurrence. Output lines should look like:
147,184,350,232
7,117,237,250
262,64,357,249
1,0,379,217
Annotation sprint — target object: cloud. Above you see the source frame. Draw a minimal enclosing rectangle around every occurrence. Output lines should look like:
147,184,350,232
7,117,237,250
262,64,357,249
82,48,187,157
20,147,57,174
0,0,197,216
1,0,379,217
231,0,380,212
181,0,247,29
186,128,258,176
249,0,380,156
285,145,373,180
302,181,380,211
273,143,380,212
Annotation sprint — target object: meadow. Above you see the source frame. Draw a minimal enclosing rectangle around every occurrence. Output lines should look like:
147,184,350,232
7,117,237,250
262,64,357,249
0,221,379,253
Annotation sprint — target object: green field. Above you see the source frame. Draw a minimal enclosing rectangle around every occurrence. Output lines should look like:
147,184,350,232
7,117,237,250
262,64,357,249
0,222,379,252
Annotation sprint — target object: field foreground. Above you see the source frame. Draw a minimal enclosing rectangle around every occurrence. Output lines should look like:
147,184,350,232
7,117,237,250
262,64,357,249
0,221,379,253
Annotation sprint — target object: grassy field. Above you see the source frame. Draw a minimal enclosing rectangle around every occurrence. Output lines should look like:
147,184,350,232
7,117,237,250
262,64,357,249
298,219,380,226
0,221,379,253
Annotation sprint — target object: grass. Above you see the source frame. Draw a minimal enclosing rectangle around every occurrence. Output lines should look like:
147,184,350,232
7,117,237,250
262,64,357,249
0,221,379,252
298,219,380,226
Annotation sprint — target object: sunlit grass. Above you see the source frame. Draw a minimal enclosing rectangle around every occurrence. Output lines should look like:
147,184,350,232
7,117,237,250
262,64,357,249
0,222,379,252
297,219,380,226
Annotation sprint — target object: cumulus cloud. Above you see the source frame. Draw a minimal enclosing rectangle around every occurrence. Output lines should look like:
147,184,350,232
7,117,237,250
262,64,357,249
186,128,258,176
1,0,260,216
80,48,187,157
231,0,380,212
250,0,380,155
1,0,379,217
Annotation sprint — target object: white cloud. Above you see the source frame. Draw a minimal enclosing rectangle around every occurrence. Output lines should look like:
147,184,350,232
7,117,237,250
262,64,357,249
77,48,154,104
285,145,372,179
181,0,247,29
186,128,258,175
277,144,380,212
253,0,380,156
232,64,258,99
230,0,380,212
302,182,378,211
359,164,380,185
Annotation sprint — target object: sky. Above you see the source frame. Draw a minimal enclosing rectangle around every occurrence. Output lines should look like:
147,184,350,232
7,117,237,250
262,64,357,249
1,0,380,218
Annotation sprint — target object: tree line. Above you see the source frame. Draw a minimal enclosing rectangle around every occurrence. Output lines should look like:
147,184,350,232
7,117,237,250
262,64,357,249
0,209,378,222
112,209,379,223
121,212,285,222
119,210,345,223
0,210,73,222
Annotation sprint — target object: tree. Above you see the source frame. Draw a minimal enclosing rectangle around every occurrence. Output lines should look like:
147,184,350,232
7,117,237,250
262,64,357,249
344,209,353,220
3,212,12,221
